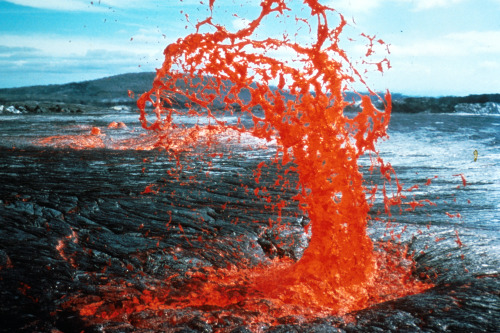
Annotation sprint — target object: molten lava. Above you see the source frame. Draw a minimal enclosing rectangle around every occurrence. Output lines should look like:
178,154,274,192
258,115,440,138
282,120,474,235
132,0,428,315
46,0,434,328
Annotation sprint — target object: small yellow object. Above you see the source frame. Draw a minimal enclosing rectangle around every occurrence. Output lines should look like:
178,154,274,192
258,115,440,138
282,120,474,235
473,150,478,162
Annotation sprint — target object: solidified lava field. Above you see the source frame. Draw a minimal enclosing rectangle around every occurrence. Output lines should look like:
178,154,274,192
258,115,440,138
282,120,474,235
0,143,498,332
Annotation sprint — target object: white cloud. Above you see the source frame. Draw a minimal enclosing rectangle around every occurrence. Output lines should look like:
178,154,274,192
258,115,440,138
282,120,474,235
380,29,500,95
446,30,500,54
478,60,500,69
3,0,158,12
0,32,167,85
1,33,144,57
3,0,244,12
330,0,469,14
4,0,98,12
391,30,500,57
5,0,472,15
413,0,465,11
330,0,384,14
0,23,180,57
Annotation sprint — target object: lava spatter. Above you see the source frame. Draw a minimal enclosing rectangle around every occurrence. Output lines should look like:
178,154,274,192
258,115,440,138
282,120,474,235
132,0,429,315
43,0,436,328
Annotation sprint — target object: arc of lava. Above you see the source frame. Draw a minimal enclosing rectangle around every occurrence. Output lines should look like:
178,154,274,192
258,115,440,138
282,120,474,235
138,0,396,310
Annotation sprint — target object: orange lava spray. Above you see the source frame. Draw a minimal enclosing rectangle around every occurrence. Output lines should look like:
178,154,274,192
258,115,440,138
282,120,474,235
54,1,433,326
135,0,418,313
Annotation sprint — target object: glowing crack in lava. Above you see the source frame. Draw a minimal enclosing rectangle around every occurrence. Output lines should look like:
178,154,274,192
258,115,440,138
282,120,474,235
131,0,429,314
57,0,433,326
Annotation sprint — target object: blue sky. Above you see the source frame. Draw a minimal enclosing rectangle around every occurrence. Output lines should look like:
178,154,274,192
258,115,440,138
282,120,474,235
0,0,499,96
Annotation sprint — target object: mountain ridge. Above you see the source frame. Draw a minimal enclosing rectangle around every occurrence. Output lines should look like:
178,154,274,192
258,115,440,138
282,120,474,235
0,72,157,106
0,72,498,114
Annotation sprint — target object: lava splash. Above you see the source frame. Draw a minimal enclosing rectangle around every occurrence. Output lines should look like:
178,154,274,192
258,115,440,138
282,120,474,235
131,0,428,315
34,0,436,328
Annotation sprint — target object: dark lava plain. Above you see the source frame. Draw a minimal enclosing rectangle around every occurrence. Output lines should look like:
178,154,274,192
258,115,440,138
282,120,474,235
0,145,498,332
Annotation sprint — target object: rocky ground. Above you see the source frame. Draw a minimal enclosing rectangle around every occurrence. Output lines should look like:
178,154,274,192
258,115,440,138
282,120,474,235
0,101,125,114
0,145,498,332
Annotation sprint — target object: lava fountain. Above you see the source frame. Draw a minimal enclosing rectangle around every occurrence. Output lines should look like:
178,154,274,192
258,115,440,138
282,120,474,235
30,0,435,327
131,0,428,315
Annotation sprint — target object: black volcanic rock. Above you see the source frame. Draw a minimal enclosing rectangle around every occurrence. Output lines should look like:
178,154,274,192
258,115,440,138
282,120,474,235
1,144,498,332
0,146,308,331
390,94,500,114
0,101,97,114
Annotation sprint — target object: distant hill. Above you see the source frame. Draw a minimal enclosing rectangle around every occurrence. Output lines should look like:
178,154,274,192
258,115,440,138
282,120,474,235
0,72,406,109
0,72,157,106
0,72,498,114
0,72,365,109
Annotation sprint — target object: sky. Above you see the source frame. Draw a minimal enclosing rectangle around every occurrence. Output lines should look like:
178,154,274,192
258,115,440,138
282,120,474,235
0,0,499,96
